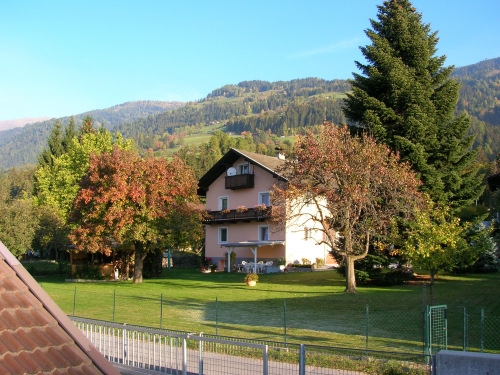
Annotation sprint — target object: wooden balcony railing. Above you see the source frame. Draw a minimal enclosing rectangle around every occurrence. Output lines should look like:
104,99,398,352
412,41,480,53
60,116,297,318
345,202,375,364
225,174,254,190
202,207,272,224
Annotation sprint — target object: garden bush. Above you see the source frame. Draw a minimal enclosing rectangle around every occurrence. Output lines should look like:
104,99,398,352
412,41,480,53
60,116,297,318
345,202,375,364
70,264,104,280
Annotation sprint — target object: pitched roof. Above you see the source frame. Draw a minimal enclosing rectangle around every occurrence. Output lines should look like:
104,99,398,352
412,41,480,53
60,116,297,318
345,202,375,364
0,241,120,375
198,148,286,196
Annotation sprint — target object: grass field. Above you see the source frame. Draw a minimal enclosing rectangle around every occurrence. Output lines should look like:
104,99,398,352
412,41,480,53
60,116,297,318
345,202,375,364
37,268,500,354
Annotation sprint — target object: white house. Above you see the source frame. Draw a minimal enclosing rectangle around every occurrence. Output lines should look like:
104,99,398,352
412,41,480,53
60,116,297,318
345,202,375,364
198,148,336,272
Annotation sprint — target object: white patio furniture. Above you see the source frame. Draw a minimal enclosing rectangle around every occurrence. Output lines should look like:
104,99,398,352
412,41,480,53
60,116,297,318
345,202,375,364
237,261,247,272
257,261,265,273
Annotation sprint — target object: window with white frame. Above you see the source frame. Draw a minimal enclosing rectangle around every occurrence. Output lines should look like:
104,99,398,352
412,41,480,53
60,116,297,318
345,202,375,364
218,227,228,243
219,196,228,210
258,191,271,206
238,163,249,175
258,225,270,241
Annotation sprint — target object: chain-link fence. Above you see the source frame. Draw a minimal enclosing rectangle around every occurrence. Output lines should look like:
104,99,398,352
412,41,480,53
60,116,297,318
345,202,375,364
40,283,500,355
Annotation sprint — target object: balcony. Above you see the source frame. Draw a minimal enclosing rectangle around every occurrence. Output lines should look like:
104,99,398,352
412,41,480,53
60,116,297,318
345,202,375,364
202,207,272,224
225,173,254,190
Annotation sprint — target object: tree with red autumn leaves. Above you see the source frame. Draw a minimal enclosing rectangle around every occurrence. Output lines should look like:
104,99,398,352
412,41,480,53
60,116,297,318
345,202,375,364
272,123,424,293
69,147,201,284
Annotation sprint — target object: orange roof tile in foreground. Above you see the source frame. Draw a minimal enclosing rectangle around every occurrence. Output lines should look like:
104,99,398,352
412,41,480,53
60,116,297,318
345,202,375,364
0,241,120,375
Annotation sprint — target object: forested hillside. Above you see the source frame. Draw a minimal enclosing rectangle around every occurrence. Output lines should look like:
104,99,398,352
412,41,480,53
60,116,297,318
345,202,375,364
0,101,183,170
113,78,350,145
452,57,500,157
1,59,500,171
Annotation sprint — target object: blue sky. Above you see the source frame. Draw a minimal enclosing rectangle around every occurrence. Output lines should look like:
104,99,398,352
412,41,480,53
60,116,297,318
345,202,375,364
1,0,499,121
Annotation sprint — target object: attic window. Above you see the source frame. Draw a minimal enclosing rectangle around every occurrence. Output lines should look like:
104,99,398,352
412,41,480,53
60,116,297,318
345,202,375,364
238,164,249,174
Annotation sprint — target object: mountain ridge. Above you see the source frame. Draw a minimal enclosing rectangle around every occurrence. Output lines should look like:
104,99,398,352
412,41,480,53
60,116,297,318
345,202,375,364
1,57,499,171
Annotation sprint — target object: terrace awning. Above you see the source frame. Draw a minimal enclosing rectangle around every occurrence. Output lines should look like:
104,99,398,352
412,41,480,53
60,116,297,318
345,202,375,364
221,240,285,273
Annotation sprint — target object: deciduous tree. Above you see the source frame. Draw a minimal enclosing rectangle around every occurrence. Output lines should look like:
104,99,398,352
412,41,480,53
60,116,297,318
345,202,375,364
272,123,423,293
69,148,201,284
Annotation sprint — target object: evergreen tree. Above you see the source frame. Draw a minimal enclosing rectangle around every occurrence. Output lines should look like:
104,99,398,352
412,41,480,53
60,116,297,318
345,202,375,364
343,0,483,213
37,120,64,168
61,116,77,151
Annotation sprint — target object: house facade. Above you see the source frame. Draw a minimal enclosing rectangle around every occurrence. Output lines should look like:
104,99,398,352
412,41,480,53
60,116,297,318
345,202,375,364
198,148,335,271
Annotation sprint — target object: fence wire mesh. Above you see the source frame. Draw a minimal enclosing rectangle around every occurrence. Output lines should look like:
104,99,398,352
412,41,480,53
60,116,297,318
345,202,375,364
40,282,499,356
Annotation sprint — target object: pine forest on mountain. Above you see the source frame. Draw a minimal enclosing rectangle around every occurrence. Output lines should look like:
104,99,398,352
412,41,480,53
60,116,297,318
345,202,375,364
1,58,500,174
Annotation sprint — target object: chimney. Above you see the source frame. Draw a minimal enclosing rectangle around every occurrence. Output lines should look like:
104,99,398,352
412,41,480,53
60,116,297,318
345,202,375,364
275,147,285,160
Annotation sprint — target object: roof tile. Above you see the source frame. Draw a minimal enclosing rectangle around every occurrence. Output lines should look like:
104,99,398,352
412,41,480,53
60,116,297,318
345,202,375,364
0,353,28,374
12,328,39,351
12,307,38,328
0,244,118,375
28,347,54,372
0,329,24,352
30,305,57,327
14,350,44,374
0,258,15,276
0,309,17,330
45,324,77,347
60,343,94,366
45,346,73,368
1,271,28,292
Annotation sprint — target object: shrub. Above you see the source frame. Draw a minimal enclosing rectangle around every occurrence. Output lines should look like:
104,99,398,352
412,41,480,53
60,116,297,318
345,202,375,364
315,257,325,267
169,253,200,268
23,261,70,277
302,258,311,265
70,264,104,280
275,257,286,266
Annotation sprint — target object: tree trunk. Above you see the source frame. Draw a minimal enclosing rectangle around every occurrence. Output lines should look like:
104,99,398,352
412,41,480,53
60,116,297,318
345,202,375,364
344,256,357,293
133,242,147,284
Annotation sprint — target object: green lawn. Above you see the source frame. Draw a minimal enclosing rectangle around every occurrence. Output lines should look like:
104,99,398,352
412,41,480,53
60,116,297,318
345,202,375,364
37,268,500,354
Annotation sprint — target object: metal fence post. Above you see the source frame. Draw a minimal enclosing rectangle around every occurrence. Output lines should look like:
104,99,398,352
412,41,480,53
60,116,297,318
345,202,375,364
424,305,430,362
299,344,306,375
182,337,187,375
216,297,218,337
481,308,485,352
73,285,76,316
284,300,287,345
122,324,127,365
463,307,466,351
263,344,269,375
199,333,204,375
365,304,369,354
160,293,163,329
113,289,116,322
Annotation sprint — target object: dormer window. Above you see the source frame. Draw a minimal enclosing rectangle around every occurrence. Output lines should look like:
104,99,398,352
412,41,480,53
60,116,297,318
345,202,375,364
238,163,249,175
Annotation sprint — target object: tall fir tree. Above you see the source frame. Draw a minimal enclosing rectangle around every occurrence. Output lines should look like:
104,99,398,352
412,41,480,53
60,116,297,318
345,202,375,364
37,120,64,168
61,116,77,151
343,0,483,214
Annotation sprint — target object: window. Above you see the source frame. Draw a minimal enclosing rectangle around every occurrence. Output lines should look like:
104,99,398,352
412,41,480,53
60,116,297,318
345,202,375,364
258,225,269,241
259,191,270,206
304,227,312,240
218,227,228,243
219,196,228,210
238,163,249,174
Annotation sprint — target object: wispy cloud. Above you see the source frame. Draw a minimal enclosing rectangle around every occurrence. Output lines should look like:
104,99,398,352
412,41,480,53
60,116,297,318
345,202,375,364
289,38,360,59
